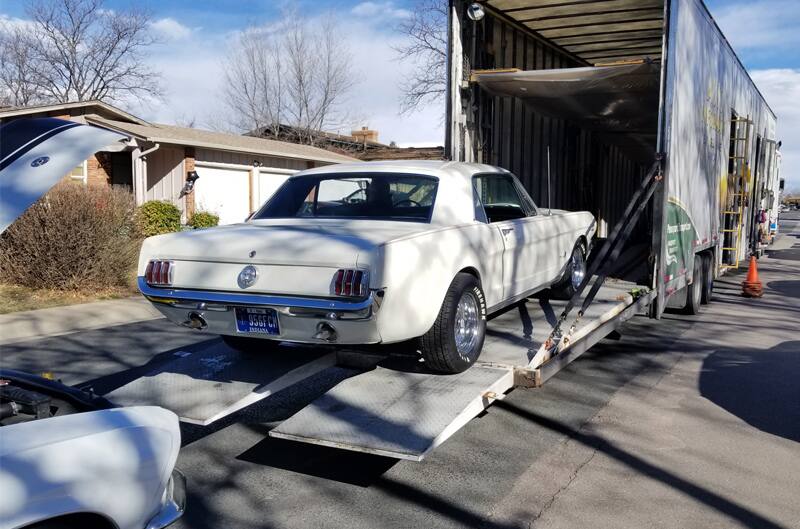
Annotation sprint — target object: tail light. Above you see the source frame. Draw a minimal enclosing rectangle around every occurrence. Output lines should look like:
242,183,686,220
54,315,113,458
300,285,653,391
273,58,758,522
332,269,369,298
145,259,174,286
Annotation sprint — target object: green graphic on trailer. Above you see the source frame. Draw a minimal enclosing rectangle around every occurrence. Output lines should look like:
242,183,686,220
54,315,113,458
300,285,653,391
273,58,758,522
665,200,698,279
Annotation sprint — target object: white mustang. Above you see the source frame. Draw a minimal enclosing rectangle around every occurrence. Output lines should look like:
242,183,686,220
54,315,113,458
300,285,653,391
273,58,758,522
138,161,595,373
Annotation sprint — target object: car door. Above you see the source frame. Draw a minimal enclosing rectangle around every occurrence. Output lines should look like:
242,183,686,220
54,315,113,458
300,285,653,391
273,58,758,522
473,173,554,301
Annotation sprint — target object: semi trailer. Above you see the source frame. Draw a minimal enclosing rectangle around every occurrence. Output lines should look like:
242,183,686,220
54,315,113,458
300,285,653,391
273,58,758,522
447,0,782,316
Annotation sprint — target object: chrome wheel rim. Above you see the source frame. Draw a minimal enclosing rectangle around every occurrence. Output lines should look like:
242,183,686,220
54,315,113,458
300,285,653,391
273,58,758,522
570,249,586,290
454,291,480,358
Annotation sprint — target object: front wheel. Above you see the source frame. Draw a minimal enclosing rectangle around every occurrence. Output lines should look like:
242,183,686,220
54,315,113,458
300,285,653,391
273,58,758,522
550,241,587,300
420,273,487,374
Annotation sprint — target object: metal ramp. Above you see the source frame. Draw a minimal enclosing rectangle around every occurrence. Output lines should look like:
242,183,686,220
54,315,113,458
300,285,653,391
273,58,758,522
269,279,649,460
270,364,513,461
105,341,335,425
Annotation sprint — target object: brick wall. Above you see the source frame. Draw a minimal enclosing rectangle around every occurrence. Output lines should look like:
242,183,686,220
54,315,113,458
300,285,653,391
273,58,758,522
87,153,112,186
184,147,196,218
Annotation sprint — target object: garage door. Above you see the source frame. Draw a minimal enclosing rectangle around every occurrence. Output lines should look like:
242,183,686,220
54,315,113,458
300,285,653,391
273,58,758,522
194,165,251,225
254,170,294,209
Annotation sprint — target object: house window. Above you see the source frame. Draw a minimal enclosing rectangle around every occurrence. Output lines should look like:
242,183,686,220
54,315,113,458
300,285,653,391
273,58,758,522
70,160,87,184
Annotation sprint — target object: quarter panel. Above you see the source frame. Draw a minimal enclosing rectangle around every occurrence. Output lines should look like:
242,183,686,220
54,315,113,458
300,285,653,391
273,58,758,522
375,223,503,342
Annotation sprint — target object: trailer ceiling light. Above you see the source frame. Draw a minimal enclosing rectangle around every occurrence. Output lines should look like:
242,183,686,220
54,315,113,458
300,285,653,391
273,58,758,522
467,3,485,21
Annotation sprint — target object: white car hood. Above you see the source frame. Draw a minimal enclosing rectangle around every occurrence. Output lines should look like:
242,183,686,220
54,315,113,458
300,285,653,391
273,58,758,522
0,118,128,232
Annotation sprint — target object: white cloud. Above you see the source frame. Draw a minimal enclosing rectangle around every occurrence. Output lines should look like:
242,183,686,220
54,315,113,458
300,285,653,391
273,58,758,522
351,2,413,21
0,14,35,33
150,18,193,41
713,1,800,52
136,12,443,147
751,69,800,191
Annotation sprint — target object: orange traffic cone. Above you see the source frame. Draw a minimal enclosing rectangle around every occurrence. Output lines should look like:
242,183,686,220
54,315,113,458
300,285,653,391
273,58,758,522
742,256,763,298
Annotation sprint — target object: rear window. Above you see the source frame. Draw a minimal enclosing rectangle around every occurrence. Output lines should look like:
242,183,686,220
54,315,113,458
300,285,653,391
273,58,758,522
253,173,438,222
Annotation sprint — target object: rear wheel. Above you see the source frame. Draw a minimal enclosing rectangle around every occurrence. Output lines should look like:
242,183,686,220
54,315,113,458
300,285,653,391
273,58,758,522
683,255,703,315
550,241,587,300
700,252,714,304
222,335,278,353
420,273,487,374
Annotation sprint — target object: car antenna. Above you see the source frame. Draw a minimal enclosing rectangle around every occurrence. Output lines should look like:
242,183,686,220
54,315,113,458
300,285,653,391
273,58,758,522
547,145,552,215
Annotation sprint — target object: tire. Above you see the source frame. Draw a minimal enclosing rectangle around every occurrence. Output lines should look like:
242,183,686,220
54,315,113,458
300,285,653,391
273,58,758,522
550,241,587,300
222,335,277,353
420,273,487,374
683,255,703,315
700,252,714,304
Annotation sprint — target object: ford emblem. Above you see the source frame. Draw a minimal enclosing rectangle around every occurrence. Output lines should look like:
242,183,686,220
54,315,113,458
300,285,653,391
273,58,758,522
238,265,258,289
30,156,50,167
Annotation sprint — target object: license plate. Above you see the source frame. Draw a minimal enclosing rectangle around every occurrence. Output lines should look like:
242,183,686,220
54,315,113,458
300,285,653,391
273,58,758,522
234,307,280,335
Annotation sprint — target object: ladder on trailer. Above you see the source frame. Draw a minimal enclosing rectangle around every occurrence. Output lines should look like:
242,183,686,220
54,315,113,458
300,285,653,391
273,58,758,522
720,116,752,269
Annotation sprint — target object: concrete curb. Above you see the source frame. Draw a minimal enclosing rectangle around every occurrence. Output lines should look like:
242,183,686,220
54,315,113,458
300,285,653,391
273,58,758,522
0,296,163,345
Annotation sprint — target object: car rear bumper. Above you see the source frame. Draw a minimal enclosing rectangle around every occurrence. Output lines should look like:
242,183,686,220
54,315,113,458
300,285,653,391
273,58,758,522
139,277,383,344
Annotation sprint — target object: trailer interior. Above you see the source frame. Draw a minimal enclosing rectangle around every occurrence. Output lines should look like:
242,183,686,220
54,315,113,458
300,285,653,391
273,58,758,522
449,0,667,285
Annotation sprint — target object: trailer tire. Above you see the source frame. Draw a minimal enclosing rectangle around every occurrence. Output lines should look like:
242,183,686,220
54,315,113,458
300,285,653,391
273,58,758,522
222,335,277,354
683,255,703,315
550,241,587,300
701,252,714,304
420,273,486,374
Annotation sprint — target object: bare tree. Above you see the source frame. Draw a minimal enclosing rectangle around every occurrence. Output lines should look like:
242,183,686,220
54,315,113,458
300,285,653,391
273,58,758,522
221,12,356,143
222,28,285,136
0,23,44,107
394,0,448,114
0,0,161,106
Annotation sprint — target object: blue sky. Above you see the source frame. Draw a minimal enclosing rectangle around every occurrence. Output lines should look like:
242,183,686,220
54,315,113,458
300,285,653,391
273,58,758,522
2,0,798,188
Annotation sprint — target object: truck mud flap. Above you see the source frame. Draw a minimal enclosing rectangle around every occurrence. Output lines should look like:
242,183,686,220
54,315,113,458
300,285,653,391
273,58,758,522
105,340,335,425
269,365,513,461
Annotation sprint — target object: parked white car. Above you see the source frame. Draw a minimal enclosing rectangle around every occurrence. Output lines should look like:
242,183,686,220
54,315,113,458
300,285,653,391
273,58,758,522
0,371,185,529
139,161,596,373
0,118,185,529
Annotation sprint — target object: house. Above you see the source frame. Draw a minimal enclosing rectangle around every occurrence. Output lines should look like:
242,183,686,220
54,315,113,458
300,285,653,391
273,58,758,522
0,101,356,225
247,124,446,161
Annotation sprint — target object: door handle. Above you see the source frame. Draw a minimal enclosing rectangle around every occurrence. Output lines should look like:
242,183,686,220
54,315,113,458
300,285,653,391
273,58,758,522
500,227,514,235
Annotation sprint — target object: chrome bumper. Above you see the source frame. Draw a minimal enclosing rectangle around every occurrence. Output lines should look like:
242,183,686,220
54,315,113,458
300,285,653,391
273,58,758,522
138,277,378,320
138,277,383,344
145,468,186,529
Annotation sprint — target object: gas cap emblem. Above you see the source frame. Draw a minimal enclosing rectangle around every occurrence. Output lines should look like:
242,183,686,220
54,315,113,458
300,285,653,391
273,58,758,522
30,156,50,167
238,265,258,289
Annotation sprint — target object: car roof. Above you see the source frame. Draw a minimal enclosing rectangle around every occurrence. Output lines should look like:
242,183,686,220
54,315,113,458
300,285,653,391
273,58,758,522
297,160,509,178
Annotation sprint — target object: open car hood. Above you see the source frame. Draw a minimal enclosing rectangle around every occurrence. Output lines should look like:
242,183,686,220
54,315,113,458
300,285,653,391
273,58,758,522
0,117,129,232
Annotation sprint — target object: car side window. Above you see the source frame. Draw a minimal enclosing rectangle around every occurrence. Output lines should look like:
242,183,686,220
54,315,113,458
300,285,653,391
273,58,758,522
473,174,532,223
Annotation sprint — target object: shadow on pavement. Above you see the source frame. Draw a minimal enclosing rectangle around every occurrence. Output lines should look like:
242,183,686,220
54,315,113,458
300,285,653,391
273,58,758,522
766,280,800,298
699,340,800,443
237,435,397,487
492,399,792,529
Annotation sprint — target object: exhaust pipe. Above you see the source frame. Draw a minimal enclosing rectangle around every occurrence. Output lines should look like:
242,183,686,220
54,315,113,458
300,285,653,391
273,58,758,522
314,322,337,342
181,312,207,330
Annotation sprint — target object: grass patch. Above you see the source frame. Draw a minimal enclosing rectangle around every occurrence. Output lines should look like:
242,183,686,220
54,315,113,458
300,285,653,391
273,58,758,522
0,283,138,315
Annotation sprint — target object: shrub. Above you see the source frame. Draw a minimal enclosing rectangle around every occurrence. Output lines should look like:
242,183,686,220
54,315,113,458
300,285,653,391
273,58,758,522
0,182,141,290
189,210,219,229
138,200,181,237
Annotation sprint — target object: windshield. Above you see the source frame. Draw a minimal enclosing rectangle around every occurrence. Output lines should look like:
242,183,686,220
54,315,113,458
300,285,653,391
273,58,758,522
253,173,438,222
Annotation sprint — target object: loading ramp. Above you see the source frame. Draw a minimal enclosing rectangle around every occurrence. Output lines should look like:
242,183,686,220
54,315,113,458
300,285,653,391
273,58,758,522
267,280,650,460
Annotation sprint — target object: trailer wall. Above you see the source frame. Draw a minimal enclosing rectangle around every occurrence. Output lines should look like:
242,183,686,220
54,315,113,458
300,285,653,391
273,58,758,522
656,0,778,310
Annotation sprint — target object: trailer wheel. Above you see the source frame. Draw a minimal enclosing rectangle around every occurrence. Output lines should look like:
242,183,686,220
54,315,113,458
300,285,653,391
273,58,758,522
683,255,703,315
700,252,714,304
222,335,277,354
420,273,486,374
550,241,587,300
